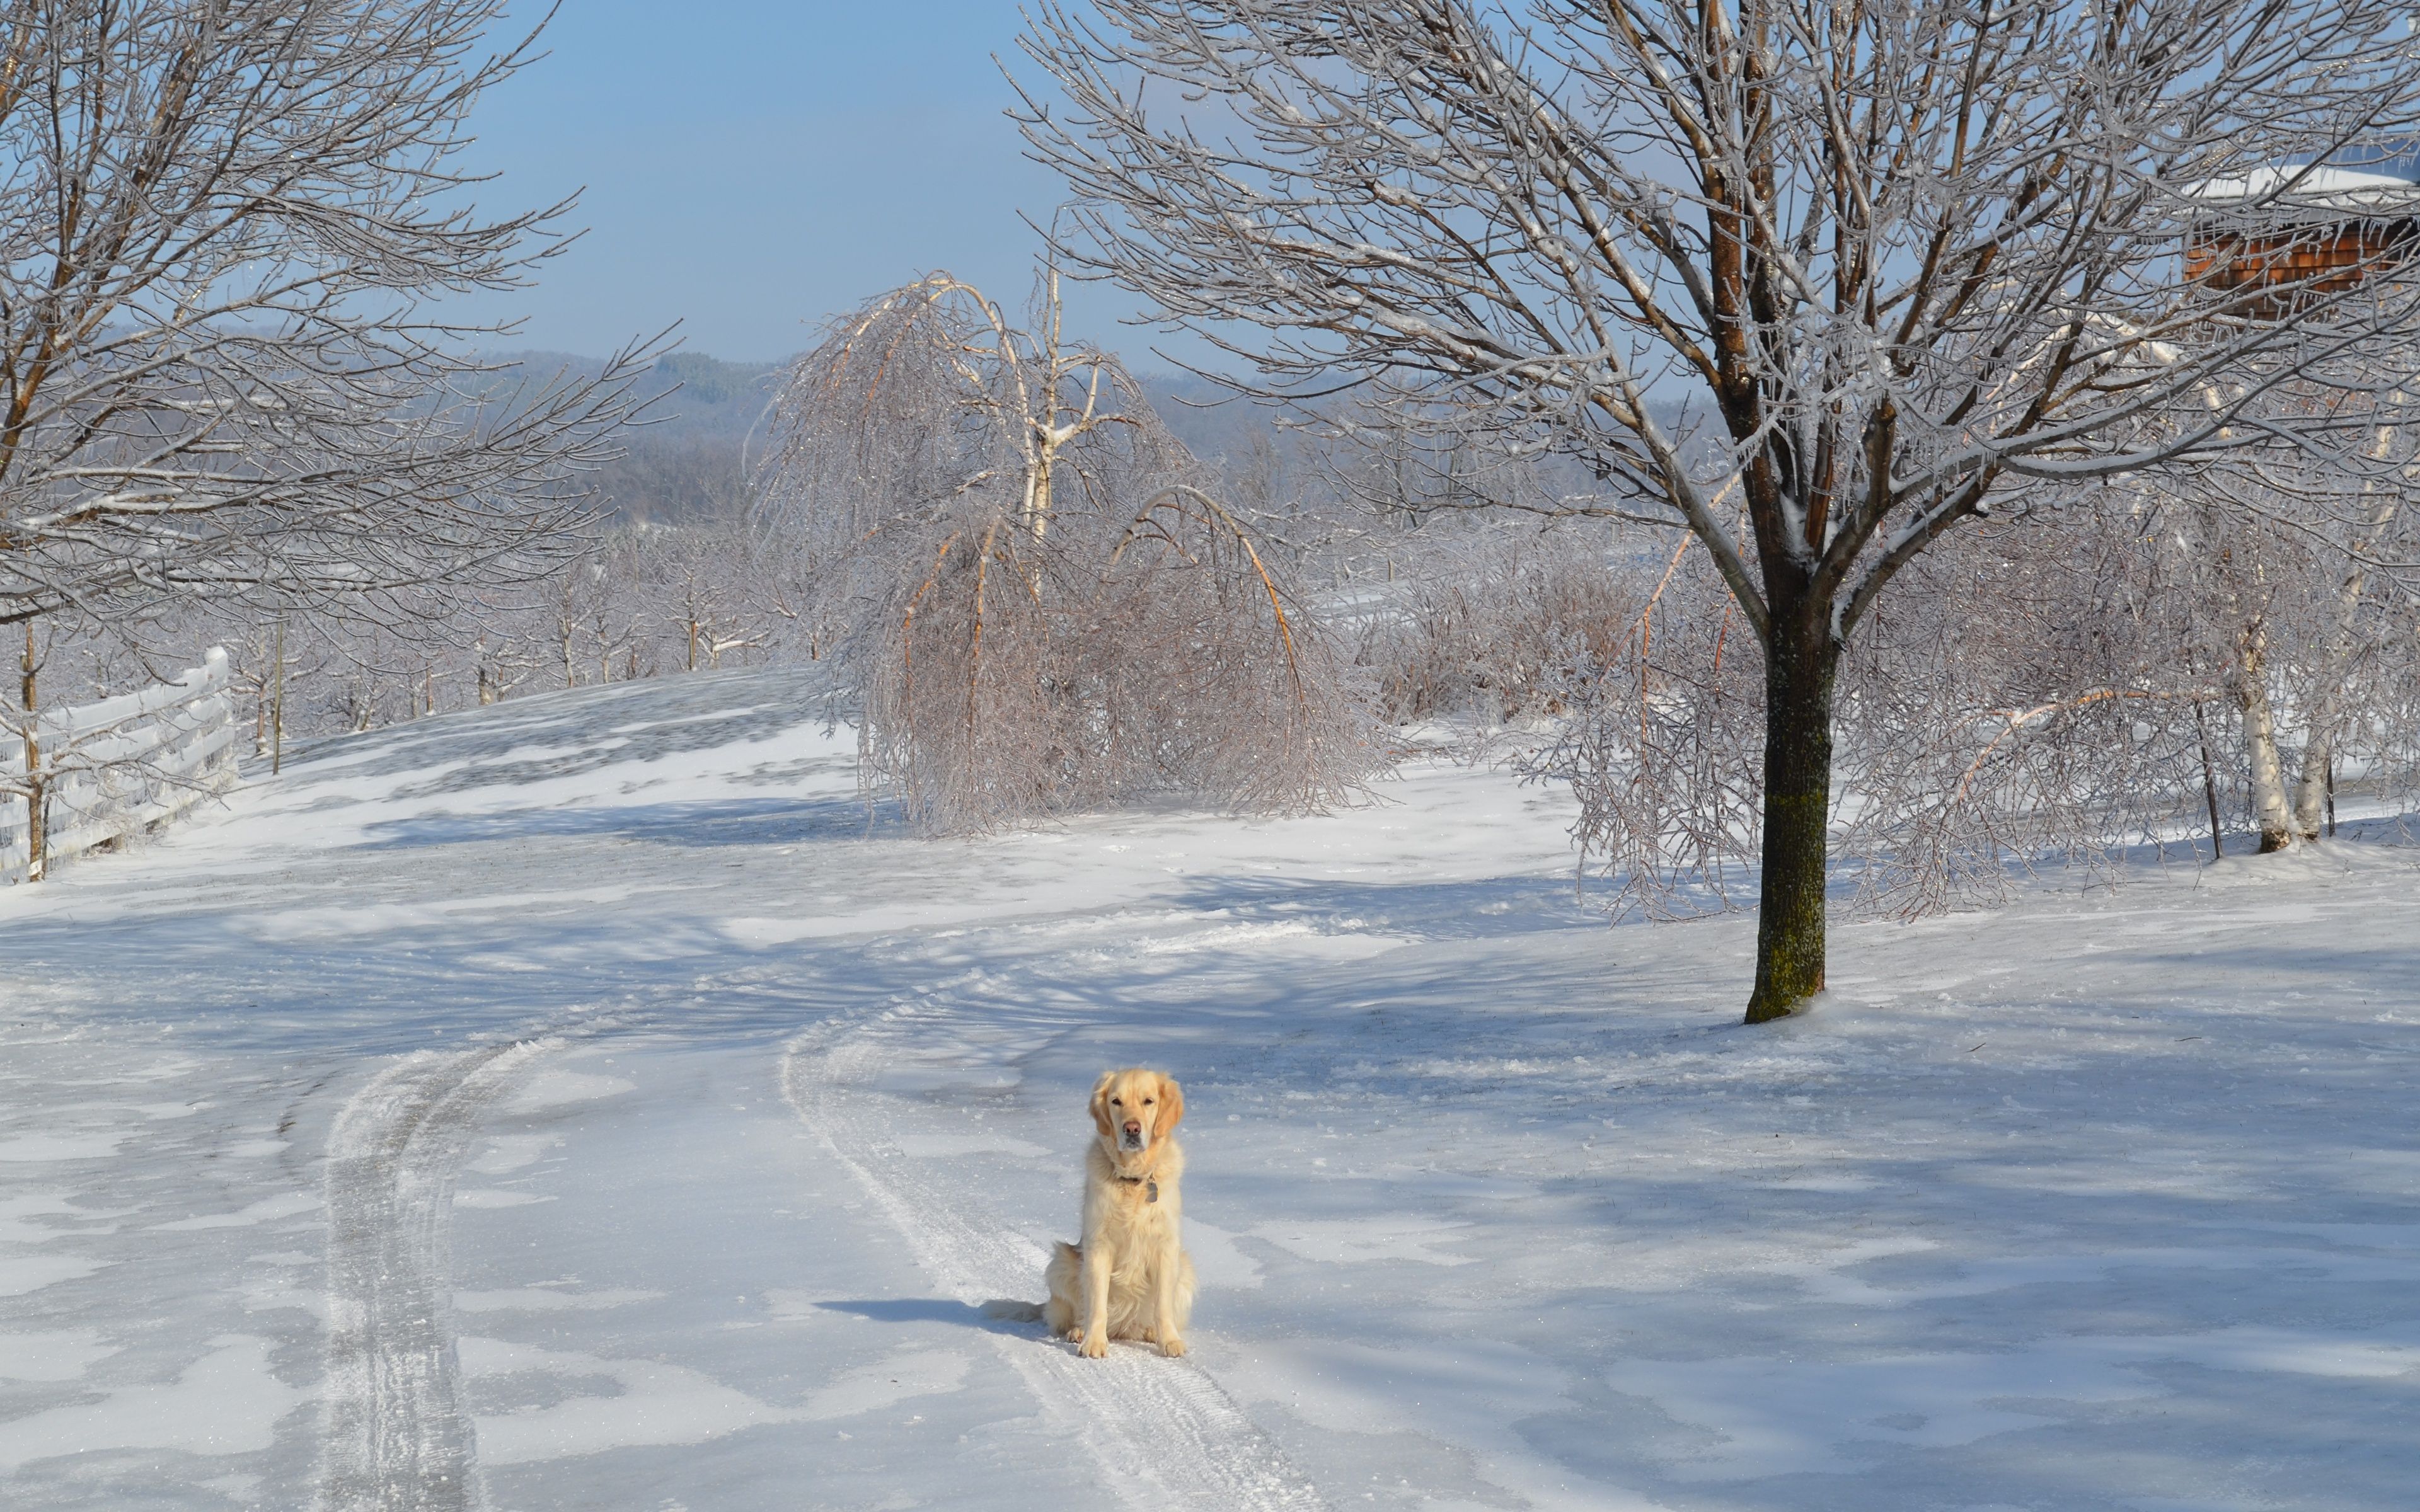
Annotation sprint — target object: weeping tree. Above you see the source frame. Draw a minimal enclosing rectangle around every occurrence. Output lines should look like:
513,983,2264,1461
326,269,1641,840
1018,0,2420,1021
754,271,1371,829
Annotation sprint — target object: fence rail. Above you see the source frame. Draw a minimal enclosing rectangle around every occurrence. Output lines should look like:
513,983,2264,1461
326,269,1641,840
3,647,238,883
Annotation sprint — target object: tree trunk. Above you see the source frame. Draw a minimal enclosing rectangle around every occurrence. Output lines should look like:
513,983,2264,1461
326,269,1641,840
1026,449,1054,539
2290,496,2393,840
1746,610,1838,1024
2236,619,2296,852
2290,735,2331,842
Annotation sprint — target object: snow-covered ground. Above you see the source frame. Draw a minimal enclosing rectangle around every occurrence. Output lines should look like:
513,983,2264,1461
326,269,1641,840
1,668,2414,1511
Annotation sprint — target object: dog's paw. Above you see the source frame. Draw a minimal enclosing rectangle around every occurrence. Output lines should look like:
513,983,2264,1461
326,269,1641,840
1158,1334,1187,1358
1078,1332,1109,1360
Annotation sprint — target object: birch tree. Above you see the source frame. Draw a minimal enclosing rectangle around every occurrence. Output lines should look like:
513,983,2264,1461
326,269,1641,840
2174,458,2420,851
1019,0,2420,1021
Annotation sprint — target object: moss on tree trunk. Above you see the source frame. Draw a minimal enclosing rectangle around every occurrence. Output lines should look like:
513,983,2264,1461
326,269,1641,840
1746,616,1836,1024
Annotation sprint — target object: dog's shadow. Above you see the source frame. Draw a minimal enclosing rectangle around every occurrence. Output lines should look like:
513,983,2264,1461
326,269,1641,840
814,1297,1052,1339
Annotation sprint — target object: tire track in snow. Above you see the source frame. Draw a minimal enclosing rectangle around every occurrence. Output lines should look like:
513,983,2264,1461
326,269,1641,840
318,1039,553,1512
781,1009,1328,1512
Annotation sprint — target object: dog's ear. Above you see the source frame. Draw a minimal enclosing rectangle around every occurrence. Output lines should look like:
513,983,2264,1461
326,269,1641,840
1088,1071,1118,1137
1157,1074,1184,1135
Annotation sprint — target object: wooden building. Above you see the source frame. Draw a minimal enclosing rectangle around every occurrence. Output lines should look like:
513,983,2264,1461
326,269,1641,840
2186,142,2420,316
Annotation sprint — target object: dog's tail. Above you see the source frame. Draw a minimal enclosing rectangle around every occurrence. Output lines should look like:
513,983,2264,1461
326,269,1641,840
980,1298,1047,1322
986,1240,1081,1326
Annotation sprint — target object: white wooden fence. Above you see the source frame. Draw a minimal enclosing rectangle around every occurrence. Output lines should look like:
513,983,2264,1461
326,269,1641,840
1,647,239,884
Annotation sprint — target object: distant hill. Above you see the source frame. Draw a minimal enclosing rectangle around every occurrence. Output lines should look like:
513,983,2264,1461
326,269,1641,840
633,352,785,436
1137,372,1294,471
476,350,1294,524
481,349,785,524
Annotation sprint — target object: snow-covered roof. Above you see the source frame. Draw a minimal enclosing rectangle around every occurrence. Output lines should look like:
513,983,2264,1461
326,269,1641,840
2189,140,2420,217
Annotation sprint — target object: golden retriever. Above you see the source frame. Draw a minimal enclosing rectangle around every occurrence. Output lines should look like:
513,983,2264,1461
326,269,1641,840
1043,1068,1196,1358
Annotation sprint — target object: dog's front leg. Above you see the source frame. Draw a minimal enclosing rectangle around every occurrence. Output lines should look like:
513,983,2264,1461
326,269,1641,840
1078,1245,1114,1359
1153,1249,1186,1357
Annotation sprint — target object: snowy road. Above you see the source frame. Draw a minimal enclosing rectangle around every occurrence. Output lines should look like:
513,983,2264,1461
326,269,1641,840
781,1007,1325,1512
321,1041,556,1512
1,668,2416,1509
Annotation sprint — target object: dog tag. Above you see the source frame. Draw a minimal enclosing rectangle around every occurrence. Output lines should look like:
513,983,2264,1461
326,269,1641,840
1146,1179,1158,1203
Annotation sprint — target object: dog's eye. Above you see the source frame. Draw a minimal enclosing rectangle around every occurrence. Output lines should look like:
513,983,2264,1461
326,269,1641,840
1109,1097,1122,1106
1143,1098,1154,1104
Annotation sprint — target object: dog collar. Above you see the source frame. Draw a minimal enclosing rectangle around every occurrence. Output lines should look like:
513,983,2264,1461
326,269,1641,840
1114,1172,1160,1203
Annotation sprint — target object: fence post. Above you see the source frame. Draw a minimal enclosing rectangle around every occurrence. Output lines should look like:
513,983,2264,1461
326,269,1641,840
20,622,42,882
2192,700,2225,862
272,619,285,776
205,646,235,788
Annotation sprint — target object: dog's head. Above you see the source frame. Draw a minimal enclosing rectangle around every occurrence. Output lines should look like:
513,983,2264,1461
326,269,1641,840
1089,1067,1184,1162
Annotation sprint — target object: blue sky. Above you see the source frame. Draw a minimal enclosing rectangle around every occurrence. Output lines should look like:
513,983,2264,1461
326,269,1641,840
448,1,1159,364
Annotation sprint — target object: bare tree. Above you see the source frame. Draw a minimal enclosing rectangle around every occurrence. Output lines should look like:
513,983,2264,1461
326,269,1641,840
628,520,771,672
0,0,647,639
1359,515,1640,726
1020,0,2420,1020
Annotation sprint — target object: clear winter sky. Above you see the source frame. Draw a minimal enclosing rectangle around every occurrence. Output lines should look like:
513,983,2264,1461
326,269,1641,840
452,1,1164,367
